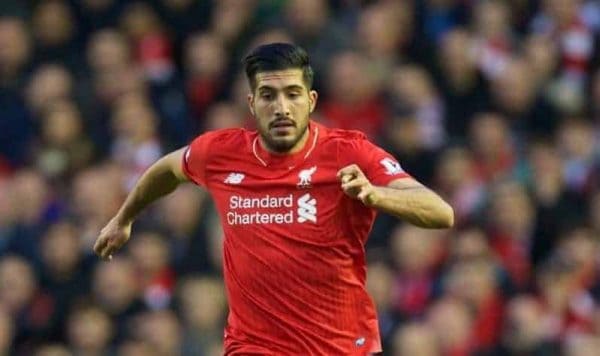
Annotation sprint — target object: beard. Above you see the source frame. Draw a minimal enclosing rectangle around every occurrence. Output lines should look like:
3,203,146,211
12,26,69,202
259,118,309,153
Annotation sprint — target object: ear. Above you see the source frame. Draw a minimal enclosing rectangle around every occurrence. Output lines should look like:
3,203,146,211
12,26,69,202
247,93,255,116
308,90,318,113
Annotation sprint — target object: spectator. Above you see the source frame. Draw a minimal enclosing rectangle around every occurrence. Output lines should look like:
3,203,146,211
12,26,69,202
443,256,505,351
38,220,91,340
0,255,56,353
537,254,595,342
389,224,443,318
563,334,600,356
557,228,598,293
486,181,535,290
522,34,560,92
526,141,587,265
433,146,486,226
0,307,14,356
91,257,146,340
128,231,175,310
357,1,415,80
110,92,162,191
448,227,493,262
531,0,594,93
391,322,440,356
204,102,245,131
5,169,56,262
471,0,514,80
490,57,559,139
116,339,157,356
282,0,349,87
86,29,131,74
320,50,387,139
66,303,114,356
34,101,94,181
379,109,438,185
0,17,30,87
119,2,174,85
0,17,34,167
34,343,73,356
469,112,518,184
30,0,79,69
157,182,211,274
209,0,257,48
388,64,446,150
434,28,489,139
494,295,559,355
70,164,125,249
133,310,183,356
177,276,226,356
426,296,476,356
184,32,228,122
366,261,398,348
556,118,599,195
25,64,74,116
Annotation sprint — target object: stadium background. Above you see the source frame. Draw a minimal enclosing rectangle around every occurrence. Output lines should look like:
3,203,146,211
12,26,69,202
1,0,600,355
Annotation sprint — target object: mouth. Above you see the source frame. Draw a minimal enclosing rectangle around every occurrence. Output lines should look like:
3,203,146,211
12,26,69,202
269,120,296,136
270,120,295,129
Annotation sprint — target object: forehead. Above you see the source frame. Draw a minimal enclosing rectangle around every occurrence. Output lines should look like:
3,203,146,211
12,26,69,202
255,69,305,89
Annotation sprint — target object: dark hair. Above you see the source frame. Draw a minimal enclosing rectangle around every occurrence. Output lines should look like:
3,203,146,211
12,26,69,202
242,43,314,91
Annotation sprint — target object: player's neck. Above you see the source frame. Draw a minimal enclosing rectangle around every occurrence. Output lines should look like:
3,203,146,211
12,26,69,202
260,125,311,155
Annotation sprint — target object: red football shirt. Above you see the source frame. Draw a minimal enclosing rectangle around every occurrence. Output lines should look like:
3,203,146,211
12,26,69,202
182,121,409,355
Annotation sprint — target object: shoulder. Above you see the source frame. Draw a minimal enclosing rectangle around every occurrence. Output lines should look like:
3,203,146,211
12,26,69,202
321,128,373,155
316,122,368,145
186,128,253,164
315,124,379,165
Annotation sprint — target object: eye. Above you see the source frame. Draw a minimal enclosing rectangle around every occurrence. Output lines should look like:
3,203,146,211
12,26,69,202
260,92,273,100
288,92,300,99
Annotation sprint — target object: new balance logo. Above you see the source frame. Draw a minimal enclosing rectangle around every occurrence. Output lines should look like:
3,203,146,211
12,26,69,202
297,193,317,223
224,173,245,184
380,157,403,175
355,337,366,347
297,166,317,189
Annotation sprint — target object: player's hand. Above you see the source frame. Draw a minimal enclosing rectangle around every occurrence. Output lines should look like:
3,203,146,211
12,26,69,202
337,164,380,206
93,217,132,261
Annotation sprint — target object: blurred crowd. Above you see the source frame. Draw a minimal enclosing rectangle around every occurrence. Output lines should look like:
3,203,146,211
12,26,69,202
1,0,600,355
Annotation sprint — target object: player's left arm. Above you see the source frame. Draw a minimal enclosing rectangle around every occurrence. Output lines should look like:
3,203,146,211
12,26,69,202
337,164,454,229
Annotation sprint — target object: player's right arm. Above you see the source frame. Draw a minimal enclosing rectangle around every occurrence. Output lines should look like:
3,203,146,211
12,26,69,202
93,147,189,260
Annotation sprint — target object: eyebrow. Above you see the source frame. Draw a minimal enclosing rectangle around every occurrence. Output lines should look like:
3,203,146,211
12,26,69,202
257,84,305,92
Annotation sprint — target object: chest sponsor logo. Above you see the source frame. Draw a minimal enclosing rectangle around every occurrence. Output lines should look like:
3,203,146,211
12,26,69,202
297,193,316,223
380,157,403,175
226,193,317,225
297,166,317,189
224,172,245,184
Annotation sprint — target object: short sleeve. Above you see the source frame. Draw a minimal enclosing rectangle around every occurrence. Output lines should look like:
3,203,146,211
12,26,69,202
340,135,411,187
181,132,214,187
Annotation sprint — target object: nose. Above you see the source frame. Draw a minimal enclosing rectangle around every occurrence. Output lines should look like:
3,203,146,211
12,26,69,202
274,94,290,117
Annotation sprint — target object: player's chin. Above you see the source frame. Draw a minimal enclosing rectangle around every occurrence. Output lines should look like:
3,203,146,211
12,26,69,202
266,135,297,152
